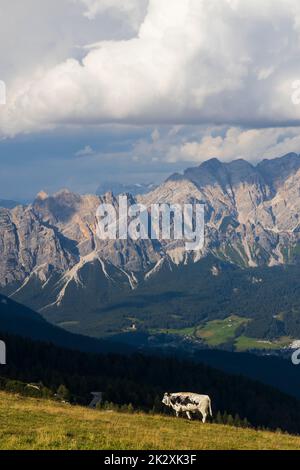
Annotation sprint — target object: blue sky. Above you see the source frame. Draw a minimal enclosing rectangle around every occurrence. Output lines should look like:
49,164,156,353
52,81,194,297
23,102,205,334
1,0,300,201
0,126,189,200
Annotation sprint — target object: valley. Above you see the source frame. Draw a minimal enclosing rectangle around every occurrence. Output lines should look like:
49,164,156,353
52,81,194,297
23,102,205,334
3,154,300,350
150,316,294,352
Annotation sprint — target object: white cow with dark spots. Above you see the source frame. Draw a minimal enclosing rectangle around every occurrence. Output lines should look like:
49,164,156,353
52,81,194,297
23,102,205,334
162,392,212,423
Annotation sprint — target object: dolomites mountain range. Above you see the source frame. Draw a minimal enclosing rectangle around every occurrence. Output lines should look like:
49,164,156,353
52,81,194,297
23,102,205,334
1,152,300,320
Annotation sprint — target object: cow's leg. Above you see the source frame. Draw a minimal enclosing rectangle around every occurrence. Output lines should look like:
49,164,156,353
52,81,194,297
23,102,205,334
186,411,192,420
202,412,207,424
175,410,179,418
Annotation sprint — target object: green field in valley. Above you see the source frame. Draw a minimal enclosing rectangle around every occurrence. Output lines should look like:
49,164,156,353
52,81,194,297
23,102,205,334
196,315,249,346
235,335,293,352
151,315,294,352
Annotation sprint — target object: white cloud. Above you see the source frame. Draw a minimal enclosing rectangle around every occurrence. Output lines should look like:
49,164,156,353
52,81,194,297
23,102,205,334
75,0,148,27
181,127,297,162
2,0,300,138
0,0,145,85
151,128,160,142
75,144,95,157
130,125,300,164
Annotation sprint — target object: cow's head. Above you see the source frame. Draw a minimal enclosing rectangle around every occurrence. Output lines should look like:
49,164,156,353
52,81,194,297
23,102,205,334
162,392,171,407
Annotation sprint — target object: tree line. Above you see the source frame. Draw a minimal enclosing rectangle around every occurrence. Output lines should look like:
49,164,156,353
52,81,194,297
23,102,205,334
1,331,300,434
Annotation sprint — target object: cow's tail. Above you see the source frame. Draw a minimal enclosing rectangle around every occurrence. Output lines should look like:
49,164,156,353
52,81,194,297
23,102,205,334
208,397,213,417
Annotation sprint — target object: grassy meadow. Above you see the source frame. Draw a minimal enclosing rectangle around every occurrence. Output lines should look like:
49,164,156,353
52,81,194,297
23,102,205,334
0,391,300,450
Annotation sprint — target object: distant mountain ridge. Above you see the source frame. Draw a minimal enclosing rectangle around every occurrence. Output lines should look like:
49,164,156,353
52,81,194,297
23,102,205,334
0,199,20,209
2,153,300,336
96,181,157,197
169,153,300,191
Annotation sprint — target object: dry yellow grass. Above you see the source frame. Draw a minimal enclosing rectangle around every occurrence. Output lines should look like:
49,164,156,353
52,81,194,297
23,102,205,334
0,391,300,450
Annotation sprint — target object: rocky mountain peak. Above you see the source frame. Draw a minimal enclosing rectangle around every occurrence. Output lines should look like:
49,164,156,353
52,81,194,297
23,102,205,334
2,152,300,317
257,153,300,190
35,190,49,201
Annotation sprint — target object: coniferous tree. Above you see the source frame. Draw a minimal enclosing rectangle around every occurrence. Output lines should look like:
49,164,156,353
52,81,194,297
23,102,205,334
57,384,71,402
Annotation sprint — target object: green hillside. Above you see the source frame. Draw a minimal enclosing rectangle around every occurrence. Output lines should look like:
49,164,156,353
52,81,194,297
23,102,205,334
0,293,132,355
25,255,300,343
0,391,300,450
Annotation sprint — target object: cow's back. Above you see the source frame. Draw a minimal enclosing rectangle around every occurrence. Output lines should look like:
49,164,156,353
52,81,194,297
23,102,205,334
170,393,209,408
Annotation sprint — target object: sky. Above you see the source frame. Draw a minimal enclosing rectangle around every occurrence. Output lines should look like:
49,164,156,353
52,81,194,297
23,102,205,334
1,0,300,200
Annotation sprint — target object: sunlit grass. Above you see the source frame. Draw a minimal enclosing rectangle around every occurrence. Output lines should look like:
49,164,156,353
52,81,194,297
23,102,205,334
196,315,249,346
235,335,292,352
0,391,300,450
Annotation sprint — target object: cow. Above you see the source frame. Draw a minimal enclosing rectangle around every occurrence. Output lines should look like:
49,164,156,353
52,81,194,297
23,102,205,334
162,392,212,423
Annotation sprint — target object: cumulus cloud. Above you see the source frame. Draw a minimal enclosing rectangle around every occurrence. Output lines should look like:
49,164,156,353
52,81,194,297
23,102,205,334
75,0,148,27
130,125,300,164
165,127,300,163
75,144,95,157
0,0,141,85
2,0,300,138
